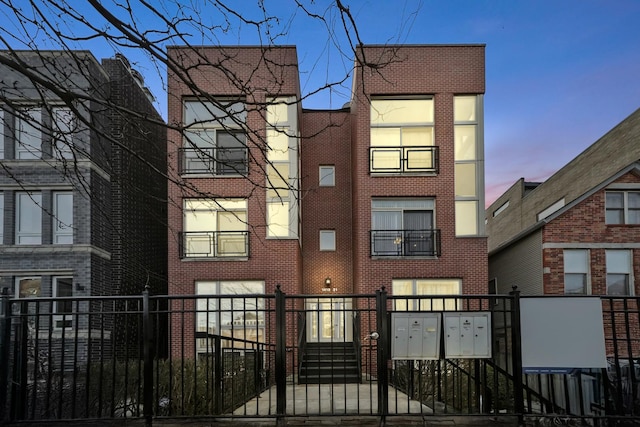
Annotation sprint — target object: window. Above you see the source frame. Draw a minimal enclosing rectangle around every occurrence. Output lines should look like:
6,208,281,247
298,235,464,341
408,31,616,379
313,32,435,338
16,277,41,298
53,277,73,328
454,95,482,236
606,250,633,295
196,281,265,351
181,100,247,175
319,166,335,187
16,192,42,244
393,279,461,311
182,199,248,258
371,199,439,257
15,107,42,159
52,107,76,160
564,250,589,294
606,191,640,225
53,192,73,244
492,201,509,218
319,230,336,251
369,99,436,173
0,192,3,244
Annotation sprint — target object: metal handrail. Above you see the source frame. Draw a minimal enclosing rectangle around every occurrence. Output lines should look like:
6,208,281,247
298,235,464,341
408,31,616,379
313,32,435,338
178,147,248,175
179,230,249,258
370,228,441,257
369,145,439,174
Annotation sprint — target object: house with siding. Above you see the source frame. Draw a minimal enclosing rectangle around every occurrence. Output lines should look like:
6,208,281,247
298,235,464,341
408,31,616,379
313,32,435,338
166,44,488,380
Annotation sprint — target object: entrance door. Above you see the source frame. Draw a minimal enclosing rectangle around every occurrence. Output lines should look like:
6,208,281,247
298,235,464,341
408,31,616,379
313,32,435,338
306,298,352,342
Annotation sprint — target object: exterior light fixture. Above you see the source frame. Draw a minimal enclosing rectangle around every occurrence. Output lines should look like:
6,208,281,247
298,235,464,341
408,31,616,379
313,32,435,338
322,277,333,293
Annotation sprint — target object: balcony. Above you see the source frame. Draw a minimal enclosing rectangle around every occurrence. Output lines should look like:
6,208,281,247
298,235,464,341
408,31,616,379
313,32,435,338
179,231,249,258
178,148,248,175
369,146,439,174
370,229,441,257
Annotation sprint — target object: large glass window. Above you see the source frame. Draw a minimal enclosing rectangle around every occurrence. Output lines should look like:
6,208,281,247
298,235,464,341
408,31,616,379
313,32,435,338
182,199,248,258
606,191,640,225
393,279,461,311
196,280,265,352
181,100,247,175
53,277,73,328
369,99,436,173
371,199,439,257
15,107,42,159
454,95,482,236
564,250,589,294
53,192,73,244
606,250,633,295
16,192,42,244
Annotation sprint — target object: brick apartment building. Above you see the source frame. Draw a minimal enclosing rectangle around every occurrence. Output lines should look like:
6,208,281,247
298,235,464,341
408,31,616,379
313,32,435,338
167,44,487,358
0,51,167,340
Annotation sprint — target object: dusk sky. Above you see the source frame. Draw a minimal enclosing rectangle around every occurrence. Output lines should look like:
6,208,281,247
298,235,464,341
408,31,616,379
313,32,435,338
3,1,640,206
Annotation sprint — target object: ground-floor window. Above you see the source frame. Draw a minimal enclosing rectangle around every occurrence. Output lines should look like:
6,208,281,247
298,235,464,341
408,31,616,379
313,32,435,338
392,278,461,311
195,280,265,352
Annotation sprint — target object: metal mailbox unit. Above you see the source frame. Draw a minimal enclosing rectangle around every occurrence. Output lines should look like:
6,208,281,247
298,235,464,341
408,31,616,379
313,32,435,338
391,312,492,360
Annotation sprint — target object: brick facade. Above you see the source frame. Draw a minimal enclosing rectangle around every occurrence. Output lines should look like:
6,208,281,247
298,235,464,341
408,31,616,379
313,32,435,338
167,44,488,357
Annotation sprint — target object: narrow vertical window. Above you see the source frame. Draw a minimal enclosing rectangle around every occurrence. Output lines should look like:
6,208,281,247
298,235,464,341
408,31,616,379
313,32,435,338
606,250,633,295
53,277,74,328
0,192,3,244
0,108,5,159
52,107,76,160
53,192,73,244
563,250,589,294
16,192,42,244
15,107,42,159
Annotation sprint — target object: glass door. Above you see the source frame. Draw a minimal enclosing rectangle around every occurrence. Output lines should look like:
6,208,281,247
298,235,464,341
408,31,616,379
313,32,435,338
306,298,352,342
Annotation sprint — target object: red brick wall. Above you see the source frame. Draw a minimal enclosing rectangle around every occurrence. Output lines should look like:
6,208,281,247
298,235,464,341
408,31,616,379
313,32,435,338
300,109,354,294
543,172,640,296
351,45,488,296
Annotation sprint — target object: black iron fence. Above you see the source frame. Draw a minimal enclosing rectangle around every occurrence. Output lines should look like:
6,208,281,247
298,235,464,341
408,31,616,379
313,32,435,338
1,287,639,425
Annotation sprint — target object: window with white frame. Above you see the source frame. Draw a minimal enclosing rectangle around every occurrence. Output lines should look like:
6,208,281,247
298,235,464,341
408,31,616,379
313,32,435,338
16,277,41,298
393,279,461,311
53,192,73,244
371,198,438,257
183,199,247,258
606,250,633,295
319,230,336,251
454,95,482,236
52,107,76,160
196,280,265,352
606,191,640,225
16,192,42,244
53,277,73,328
369,98,436,173
319,166,335,187
564,249,589,294
15,107,42,159
181,100,247,175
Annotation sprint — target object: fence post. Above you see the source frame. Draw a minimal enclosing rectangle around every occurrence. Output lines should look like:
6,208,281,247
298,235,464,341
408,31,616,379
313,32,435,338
10,300,28,421
509,287,524,425
142,286,154,426
0,288,11,421
274,285,286,419
376,287,389,421
214,335,223,414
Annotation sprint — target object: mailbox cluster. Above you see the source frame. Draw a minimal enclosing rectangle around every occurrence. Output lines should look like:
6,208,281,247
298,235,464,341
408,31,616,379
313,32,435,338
391,312,491,360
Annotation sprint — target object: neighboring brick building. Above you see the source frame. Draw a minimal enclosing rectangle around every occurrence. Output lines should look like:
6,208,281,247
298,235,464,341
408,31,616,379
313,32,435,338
0,51,167,322
167,44,487,359
486,108,640,360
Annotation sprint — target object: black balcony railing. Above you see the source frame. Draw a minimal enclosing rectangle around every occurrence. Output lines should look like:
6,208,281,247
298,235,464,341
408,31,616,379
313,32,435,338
369,146,439,174
179,230,249,258
370,229,441,257
178,147,248,175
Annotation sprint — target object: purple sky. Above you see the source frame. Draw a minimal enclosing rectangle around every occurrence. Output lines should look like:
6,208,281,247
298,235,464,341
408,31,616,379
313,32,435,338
4,1,640,206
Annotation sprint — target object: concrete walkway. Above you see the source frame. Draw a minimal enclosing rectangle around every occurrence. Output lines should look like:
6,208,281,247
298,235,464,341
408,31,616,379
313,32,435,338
233,382,432,416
